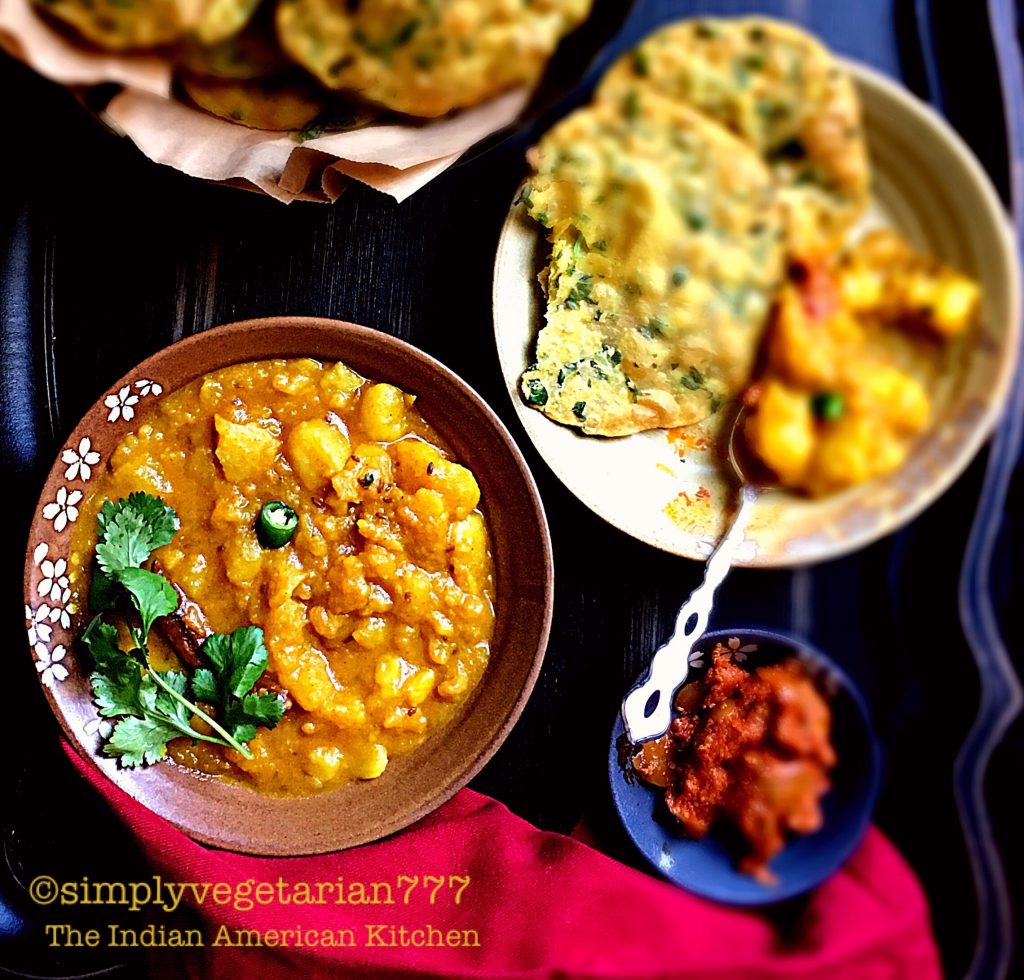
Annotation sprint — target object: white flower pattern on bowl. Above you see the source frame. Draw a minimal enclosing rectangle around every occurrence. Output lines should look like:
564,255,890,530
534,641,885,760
83,716,114,741
102,378,162,423
726,636,758,663
26,603,54,654
62,437,100,481
28,376,165,691
30,543,72,629
38,556,71,605
688,636,759,671
103,385,140,423
36,644,69,687
135,379,163,399
42,486,83,533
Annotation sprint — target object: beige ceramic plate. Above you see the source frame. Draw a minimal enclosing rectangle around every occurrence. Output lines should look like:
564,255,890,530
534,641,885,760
493,61,1021,567
24,318,553,855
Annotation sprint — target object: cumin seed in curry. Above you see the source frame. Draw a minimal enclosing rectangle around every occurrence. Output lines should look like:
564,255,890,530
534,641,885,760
69,358,495,795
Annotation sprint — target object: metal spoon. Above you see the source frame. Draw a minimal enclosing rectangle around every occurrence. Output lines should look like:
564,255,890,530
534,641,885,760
621,403,772,743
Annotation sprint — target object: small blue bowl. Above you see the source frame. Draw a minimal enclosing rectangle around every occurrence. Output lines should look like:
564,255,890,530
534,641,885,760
609,629,882,905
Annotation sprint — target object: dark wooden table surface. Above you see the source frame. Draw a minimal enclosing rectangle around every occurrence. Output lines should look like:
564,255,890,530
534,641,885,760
2,1,1022,977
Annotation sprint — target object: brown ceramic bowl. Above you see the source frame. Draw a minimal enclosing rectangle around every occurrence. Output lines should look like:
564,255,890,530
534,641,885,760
23,317,553,855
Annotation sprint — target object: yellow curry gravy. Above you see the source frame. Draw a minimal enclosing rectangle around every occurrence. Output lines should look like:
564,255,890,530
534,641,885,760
69,359,495,794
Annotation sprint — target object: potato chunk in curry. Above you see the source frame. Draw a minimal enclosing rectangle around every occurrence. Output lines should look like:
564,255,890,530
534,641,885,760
745,231,979,496
70,359,495,795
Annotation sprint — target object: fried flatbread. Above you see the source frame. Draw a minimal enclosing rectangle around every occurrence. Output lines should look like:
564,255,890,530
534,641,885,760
177,25,291,80
192,0,262,45
34,0,187,49
275,0,593,117
35,0,266,50
179,70,328,130
520,89,785,436
598,17,870,253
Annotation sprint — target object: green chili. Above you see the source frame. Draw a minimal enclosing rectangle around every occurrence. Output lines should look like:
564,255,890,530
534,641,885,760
257,501,299,549
811,392,845,422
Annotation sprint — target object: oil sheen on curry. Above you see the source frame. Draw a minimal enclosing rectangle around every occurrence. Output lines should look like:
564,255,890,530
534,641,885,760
69,358,495,795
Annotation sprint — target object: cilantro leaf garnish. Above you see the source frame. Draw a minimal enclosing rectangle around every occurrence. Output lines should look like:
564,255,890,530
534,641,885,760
196,628,286,743
104,716,186,768
95,493,177,575
237,690,287,731
82,617,126,671
88,564,120,613
83,493,285,769
200,627,268,700
116,567,178,642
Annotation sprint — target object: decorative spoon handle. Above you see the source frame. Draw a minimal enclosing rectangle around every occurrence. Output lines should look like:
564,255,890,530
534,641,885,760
621,484,758,743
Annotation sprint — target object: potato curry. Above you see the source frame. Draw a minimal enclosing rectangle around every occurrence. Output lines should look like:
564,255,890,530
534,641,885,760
744,230,980,495
70,358,495,795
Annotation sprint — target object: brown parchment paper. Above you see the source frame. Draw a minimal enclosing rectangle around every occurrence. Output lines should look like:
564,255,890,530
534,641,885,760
0,0,530,203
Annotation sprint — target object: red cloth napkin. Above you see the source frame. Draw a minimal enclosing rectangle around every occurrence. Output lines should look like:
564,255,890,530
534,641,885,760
66,747,940,979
